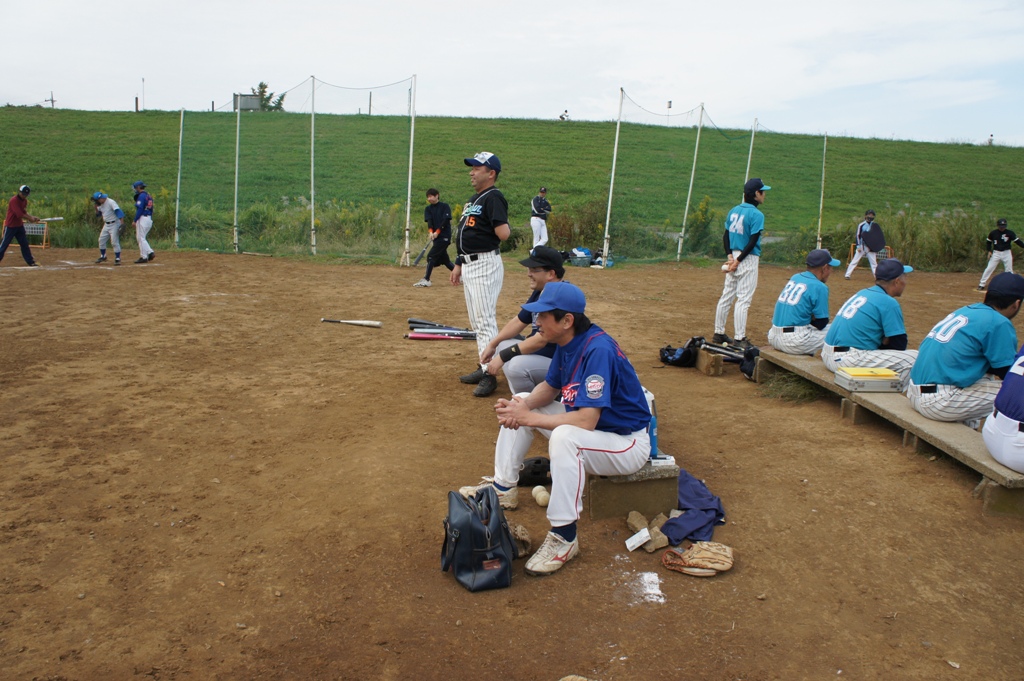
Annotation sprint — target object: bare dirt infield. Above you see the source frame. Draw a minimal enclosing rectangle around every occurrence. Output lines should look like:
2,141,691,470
2,250,1022,680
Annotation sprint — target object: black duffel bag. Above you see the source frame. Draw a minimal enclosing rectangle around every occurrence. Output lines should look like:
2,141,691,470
441,486,519,592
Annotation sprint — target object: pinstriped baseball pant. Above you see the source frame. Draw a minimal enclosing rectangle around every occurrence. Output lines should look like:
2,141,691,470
461,252,504,365
907,378,1002,423
490,396,650,527
768,324,829,356
822,344,919,391
714,253,758,340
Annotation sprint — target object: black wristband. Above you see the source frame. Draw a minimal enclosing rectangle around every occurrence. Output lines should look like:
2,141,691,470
499,344,522,363
455,255,464,266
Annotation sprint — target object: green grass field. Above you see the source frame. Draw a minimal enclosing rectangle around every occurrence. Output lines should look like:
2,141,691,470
2,105,1021,267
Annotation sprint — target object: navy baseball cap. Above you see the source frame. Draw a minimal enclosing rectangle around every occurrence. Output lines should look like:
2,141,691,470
865,209,876,216
875,259,913,281
744,177,771,193
806,249,840,268
132,180,146,189
520,245,565,274
539,187,547,193
988,272,1024,299
464,151,501,173
522,281,586,314
997,218,1008,227
18,185,30,195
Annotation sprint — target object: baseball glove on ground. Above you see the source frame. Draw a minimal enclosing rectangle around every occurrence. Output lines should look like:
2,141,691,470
662,541,734,577
509,523,531,557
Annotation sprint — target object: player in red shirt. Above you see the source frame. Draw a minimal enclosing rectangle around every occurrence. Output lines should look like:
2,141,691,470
1,185,41,267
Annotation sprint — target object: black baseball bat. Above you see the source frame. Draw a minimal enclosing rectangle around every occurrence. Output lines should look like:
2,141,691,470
407,317,468,330
413,238,431,266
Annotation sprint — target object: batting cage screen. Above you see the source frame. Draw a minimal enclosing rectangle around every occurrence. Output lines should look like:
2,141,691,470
175,75,416,258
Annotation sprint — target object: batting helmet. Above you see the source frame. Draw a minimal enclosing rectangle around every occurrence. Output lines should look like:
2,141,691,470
18,185,30,195
132,180,146,190
91,192,107,202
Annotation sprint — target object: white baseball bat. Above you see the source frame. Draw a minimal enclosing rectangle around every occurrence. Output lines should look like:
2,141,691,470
39,217,64,222
321,319,383,328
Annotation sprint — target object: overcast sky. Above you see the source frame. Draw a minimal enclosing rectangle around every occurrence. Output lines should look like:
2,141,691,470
7,0,1024,145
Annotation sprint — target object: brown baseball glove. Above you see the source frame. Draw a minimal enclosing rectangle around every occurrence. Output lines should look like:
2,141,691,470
510,523,531,557
662,541,734,577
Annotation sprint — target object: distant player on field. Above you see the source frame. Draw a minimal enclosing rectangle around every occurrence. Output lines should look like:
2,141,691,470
713,177,770,351
844,209,886,279
92,191,124,265
767,249,840,356
0,185,40,267
530,187,552,248
413,188,454,288
908,273,1024,425
978,218,1024,291
132,181,156,264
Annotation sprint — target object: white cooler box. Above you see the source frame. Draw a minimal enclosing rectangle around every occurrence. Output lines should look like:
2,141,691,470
834,367,902,392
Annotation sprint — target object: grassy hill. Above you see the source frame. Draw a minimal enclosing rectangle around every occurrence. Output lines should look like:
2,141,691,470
2,106,1021,266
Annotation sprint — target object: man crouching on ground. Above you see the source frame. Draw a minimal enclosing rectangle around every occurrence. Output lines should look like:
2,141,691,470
459,282,652,576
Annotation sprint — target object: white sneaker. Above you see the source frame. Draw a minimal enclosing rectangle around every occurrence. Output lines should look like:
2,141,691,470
458,480,518,509
413,278,432,287
525,531,580,576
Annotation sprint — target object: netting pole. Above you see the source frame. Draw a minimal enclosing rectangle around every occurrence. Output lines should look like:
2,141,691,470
233,98,240,254
401,75,416,266
311,76,317,255
817,133,828,249
174,108,183,248
744,118,758,191
676,103,704,261
602,87,624,265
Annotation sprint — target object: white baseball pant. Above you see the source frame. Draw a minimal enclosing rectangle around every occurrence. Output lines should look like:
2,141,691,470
99,221,121,253
462,251,504,365
983,409,1024,474
714,252,759,340
907,378,1002,423
495,339,551,394
530,217,548,247
136,215,154,259
980,251,1013,287
489,396,650,527
768,324,829,356
845,247,878,278
821,344,919,391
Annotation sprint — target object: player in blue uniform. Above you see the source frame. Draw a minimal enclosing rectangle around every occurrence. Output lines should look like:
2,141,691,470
714,177,770,350
768,248,840,355
459,282,651,576
480,245,565,395
908,272,1024,424
132,181,155,264
822,259,918,389
983,341,1024,474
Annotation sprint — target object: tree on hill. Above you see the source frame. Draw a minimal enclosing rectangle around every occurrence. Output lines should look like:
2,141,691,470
251,82,285,111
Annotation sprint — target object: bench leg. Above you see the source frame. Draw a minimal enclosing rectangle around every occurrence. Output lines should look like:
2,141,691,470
754,356,779,384
841,398,874,424
973,478,1024,519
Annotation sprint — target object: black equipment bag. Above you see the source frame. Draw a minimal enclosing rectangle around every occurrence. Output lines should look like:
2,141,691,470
441,487,519,592
740,346,760,381
517,457,551,487
660,336,705,368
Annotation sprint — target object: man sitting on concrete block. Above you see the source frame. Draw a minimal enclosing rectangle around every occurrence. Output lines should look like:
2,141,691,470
458,282,652,577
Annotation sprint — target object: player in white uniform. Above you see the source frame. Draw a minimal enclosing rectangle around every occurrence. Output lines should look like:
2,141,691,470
452,152,510,398
844,209,885,279
983,341,1024,474
92,192,123,265
459,282,652,576
529,187,551,247
821,259,918,390
908,273,1024,425
713,177,770,351
978,218,1024,290
768,249,840,356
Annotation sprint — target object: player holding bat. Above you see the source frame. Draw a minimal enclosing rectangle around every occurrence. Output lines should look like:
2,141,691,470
0,185,41,267
413,188,454,287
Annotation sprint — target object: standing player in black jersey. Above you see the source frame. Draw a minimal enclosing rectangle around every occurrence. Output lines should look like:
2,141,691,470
979,218,1024,291
414,188,454,287
453,152,510,397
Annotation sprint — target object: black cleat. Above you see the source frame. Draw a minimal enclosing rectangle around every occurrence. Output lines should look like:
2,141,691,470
459,367,486,384
711,333,734,345
134,257,148,264
95,256,107,263
148,252,155,261
473,374,498,397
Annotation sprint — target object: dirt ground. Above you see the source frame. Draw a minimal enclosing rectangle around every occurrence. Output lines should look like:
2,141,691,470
1,249,1022,681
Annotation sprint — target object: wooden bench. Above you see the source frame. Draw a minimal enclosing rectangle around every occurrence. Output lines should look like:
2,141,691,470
754,347,1024,517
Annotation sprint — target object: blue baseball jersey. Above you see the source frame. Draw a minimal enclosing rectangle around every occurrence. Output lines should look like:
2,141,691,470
517,289,557,359
724,202,764,256
910,304,1019,387
772,271,830,327
994,343,1024,421
825,286,906,350
134,191,154,218
544,325,651,435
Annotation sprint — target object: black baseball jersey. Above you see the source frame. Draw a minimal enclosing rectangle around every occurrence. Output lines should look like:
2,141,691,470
531,195,552,219
424,202,452,240
987,229,1024,252
456,187,508,255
